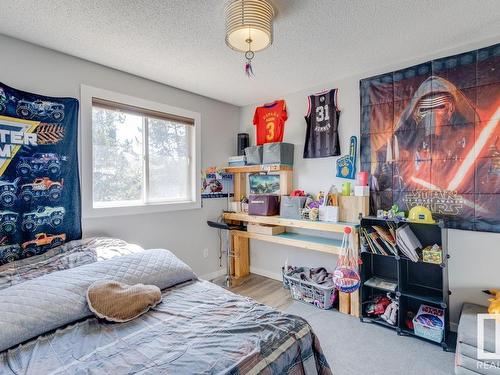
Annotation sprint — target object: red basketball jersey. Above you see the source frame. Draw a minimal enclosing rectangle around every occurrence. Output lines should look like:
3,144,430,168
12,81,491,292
253,100,288,145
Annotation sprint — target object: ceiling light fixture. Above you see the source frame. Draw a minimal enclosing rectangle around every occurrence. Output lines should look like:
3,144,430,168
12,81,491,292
225,0,275,77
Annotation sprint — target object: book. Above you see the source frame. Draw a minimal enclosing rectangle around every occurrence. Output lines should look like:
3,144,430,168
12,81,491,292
396,224,421,262
372,225,396,246
361,228,380,255
364,276,398,292
370,232,388,255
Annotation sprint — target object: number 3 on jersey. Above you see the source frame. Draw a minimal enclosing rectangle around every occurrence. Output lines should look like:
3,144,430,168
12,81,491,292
266,122,275,141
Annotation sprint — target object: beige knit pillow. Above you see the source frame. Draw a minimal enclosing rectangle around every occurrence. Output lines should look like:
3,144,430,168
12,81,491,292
87,280,162,322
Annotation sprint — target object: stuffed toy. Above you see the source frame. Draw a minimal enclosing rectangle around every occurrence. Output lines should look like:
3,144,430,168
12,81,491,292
365,295,391,316
381,293,399,326
290,189,305,197
483,290,500,315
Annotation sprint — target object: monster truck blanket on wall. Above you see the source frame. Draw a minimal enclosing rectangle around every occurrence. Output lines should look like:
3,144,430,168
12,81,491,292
360,43,500,232
0,82,81,264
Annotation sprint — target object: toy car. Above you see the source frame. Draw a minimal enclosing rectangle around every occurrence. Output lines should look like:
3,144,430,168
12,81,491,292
21,232,66,256
16,99,65,121
0,211,18,234
0,178,20,207
16,153,66,177
0,244,22,264
19,178,64,203
22,206,65,232
0,88,6,113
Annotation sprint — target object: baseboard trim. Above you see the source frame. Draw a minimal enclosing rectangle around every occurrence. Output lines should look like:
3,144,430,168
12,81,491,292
450,322,458,332
199,269,226,281
250,266,282,282
200,267,283,282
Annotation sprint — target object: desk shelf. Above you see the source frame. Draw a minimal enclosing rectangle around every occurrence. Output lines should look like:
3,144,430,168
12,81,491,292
223,212,358,233
231,230,343,255
224,164,294,200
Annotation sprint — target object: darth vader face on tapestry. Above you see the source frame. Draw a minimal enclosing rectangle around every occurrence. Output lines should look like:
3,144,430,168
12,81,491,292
360,43,500,232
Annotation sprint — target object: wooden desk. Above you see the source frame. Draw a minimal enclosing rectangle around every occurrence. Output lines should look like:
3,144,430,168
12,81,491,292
221,164,364,317
223,212,361,317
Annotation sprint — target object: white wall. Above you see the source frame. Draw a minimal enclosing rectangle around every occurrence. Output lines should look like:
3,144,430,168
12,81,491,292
0,34,239,278
240,36,500,325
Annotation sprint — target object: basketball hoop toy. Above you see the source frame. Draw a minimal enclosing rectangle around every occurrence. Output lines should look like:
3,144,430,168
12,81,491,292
333,226,361,293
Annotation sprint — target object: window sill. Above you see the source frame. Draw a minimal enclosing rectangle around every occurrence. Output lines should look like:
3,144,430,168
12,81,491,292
82,199,201,219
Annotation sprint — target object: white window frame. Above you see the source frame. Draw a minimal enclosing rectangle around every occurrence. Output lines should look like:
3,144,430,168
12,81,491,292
80,85,201,218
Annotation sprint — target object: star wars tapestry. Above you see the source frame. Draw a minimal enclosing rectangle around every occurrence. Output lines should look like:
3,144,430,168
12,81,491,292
360,43,500,232
0,82,81,264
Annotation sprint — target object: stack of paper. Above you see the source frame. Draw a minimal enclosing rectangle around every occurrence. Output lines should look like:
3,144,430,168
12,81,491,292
364,276,398,292
395,224,422,262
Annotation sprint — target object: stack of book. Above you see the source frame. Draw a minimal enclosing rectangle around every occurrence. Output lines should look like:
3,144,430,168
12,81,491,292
361,223,422,262
228,155,246,166
395,224,421,262
361,225,398,256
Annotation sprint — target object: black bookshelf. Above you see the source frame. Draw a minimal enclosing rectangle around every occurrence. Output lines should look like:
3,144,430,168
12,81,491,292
359,216,455,352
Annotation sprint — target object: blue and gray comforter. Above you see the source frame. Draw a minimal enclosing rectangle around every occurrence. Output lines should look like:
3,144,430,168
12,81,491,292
0,239,331,375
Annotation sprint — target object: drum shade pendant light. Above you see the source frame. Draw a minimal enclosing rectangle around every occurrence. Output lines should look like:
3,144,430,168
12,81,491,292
225,0,275,77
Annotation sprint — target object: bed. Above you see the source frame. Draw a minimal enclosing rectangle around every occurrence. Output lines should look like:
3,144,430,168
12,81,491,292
0,238,331,375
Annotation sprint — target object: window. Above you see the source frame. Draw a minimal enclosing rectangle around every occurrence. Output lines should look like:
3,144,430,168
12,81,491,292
81,86,201,217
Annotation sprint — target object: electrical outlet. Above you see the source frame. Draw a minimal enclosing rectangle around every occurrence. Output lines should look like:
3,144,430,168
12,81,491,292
203,248,209,258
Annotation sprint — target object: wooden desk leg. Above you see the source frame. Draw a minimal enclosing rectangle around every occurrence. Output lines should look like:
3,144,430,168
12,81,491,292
232,232,249,278
350,291,360,318
233,172,246,203
339,292,351,315
351,231,360,318
279,170,293,196
229,233,235,278
350,231,361,317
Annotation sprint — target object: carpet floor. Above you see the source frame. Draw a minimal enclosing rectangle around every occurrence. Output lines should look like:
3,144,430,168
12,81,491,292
284,301,455,375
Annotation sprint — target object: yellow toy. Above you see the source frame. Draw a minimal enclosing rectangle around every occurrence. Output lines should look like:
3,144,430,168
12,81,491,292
484,290,500,315
408,206,436,224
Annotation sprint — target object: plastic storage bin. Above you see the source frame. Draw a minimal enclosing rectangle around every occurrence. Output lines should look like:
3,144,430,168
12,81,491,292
244,146,263,165
284,273,337,310
280,196,307,220
413,304,445,343
262,142,294,165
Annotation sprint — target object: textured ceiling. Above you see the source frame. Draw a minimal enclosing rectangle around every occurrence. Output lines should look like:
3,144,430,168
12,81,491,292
0,0,499,106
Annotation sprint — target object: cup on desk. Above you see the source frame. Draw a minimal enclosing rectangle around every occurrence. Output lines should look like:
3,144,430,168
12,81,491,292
342,182,351,196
